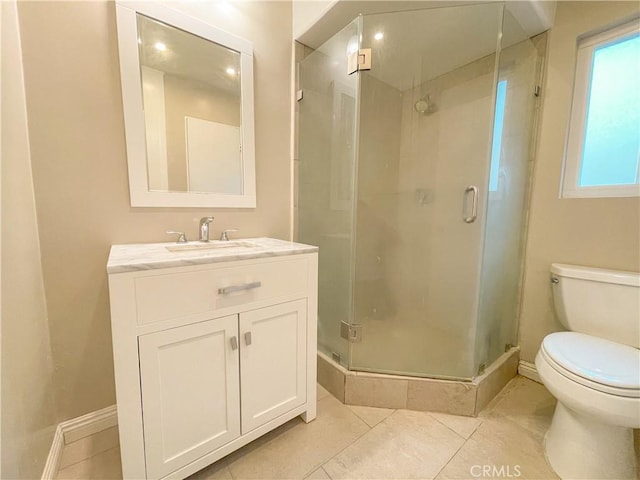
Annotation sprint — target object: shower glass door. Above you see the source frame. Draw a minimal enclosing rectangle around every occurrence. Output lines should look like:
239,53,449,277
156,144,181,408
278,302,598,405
297,19,361,367
349,3,504,379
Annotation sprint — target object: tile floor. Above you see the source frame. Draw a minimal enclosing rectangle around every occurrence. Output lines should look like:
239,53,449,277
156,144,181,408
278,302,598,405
55,376,639,480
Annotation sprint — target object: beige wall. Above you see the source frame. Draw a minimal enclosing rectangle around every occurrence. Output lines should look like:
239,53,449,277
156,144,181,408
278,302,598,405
17,0,293,421
518,1,640,363
1,1,58,477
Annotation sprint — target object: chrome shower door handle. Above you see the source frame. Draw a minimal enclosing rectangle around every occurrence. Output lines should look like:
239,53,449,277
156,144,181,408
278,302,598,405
463,185,479,223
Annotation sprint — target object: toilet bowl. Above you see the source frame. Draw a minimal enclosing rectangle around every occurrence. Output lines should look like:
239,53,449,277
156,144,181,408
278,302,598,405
536,264,640,480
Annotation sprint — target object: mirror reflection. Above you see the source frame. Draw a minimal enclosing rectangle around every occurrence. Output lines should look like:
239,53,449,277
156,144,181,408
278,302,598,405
136,14,243,194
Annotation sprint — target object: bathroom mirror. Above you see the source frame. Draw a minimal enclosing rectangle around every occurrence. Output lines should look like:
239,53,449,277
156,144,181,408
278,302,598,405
116,1,255,207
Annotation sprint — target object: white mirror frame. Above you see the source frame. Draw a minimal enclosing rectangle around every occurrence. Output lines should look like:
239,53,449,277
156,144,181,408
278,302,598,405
115,1,256,208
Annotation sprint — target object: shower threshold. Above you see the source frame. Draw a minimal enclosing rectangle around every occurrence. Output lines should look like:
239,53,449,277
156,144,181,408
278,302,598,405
317,347,519,417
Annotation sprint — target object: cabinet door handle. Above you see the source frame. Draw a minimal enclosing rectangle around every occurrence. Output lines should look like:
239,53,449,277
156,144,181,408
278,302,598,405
218,281,262,295
230,336,238,350
244,332,252,346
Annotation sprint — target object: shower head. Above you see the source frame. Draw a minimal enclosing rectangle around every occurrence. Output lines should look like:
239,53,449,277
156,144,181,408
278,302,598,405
414,94,436,115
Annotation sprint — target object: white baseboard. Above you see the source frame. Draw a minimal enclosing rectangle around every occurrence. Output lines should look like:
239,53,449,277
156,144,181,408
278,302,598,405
518,360,541,384
41,405,117,480
59,405,117,444
41,426,64,480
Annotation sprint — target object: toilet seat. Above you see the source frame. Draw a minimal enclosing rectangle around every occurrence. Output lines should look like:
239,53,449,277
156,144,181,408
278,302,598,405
540,332,640,398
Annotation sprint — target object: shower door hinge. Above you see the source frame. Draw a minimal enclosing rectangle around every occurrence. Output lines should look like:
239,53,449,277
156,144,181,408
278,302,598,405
348,48,372,75
340,321,363,343
534,85,541,97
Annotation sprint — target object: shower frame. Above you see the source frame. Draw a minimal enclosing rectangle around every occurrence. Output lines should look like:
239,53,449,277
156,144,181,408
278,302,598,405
296,2,547,382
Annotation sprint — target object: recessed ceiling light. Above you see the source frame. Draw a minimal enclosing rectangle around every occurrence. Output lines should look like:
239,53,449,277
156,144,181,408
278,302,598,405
154,42,166,51
226,67,236,75
374,32,384,41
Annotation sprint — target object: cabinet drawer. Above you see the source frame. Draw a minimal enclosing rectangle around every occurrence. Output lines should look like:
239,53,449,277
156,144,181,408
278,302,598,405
134,258,308,325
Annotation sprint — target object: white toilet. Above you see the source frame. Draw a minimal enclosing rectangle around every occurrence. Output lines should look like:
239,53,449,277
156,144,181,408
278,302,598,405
536,263,640,480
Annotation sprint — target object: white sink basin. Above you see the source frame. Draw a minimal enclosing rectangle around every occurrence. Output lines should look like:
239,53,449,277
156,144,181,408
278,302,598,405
166,241,259,252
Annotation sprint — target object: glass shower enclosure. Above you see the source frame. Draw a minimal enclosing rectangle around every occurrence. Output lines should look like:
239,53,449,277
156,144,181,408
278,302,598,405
297,3,545,380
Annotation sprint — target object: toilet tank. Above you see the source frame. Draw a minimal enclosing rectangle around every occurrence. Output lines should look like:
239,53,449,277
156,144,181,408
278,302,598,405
550,264,640,348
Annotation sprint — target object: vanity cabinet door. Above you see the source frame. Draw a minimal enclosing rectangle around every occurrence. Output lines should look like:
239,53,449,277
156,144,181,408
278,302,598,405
239,299,307,433
139,315,240,479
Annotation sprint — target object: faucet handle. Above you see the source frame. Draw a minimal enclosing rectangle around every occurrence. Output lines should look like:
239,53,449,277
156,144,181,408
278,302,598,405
166,231,188,243
220,229,238,241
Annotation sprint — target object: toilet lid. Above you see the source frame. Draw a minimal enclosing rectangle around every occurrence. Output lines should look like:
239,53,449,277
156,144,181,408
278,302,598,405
542,332,640,390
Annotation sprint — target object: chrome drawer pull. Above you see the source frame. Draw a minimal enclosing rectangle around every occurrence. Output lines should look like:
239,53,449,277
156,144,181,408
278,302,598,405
230,336,238,350
244,332,252,346
218,281,262,295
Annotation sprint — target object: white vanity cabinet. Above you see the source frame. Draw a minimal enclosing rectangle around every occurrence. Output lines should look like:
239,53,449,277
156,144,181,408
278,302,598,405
107,239,318,480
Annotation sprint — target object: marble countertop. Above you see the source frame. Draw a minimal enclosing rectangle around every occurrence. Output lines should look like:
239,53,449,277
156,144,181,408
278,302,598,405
107,237,318,274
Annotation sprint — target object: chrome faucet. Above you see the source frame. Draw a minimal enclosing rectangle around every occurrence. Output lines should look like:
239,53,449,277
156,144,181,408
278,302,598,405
199,216,215,242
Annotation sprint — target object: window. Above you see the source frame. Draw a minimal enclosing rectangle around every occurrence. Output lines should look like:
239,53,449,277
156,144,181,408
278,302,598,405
489,80,507,192
562,20,640,198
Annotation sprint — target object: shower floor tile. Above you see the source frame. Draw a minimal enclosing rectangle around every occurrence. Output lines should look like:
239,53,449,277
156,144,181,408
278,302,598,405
57,377,620,480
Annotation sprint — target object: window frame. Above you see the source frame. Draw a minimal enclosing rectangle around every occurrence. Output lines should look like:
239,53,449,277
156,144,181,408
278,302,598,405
561,19,640,199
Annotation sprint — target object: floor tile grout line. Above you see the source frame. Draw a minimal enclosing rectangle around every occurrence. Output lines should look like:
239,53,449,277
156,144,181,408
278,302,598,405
228,395,338,479
426,412,482,442
432,431,472,480
229,396,371,480
320,409,476,480
310,408,380,479
345,404,369,426
466,421,481,439
317,403,446,479
319,465,331,479
347,405,397,428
